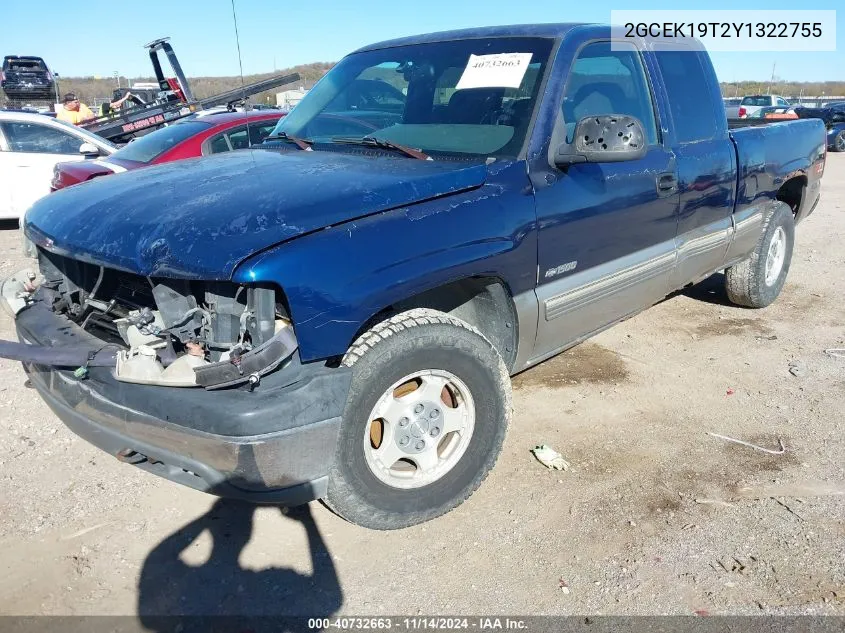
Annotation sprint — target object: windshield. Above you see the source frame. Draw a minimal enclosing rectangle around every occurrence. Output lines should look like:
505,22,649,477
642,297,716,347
112,121,210,163
270,37,554,158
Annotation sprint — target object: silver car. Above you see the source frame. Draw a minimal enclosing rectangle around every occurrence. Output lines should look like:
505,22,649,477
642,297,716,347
723,97,742,118
729,95,791,118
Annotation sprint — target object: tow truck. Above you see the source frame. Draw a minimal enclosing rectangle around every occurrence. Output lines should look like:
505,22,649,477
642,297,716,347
79,38,299,143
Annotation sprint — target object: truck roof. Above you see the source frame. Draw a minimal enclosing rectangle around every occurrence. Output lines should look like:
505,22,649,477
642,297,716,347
3,55,47,62
355,23,591,53
355,23,709,54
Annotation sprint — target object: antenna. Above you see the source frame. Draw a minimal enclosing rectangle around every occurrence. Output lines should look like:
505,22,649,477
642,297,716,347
767,62,776,96
230,0,250,145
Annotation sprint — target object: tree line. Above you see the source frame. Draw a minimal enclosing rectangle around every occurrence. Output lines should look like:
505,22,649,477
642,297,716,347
55,65,845,106
57,62,334,105
720,81,845,98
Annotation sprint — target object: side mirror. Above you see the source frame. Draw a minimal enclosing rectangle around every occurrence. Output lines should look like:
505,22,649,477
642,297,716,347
79,142,100,157
555,115,647,167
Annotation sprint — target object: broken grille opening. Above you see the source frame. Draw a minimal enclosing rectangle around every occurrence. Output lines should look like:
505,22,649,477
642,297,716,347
36,248,295,388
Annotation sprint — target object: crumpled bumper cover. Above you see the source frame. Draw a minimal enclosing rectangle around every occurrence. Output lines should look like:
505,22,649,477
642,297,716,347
8,295,352,505
1,269,37,317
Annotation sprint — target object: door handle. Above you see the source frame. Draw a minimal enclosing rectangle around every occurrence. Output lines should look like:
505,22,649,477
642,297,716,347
656,172,678,196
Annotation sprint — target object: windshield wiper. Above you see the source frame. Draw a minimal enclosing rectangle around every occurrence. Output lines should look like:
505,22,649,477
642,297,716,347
264,131,313,151
331,136,431,160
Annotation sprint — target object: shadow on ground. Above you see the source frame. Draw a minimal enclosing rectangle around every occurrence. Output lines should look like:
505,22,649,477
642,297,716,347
137,498,342,627
680,272,734,307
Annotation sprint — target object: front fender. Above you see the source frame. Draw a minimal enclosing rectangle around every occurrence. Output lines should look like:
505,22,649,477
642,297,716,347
828,123,845,149
232,161,537,362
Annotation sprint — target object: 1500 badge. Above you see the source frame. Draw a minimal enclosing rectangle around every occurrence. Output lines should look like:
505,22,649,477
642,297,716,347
545,260,578,278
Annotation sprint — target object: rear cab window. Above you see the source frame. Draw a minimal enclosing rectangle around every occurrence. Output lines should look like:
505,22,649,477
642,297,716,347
740,96,771,107
652,48,722,143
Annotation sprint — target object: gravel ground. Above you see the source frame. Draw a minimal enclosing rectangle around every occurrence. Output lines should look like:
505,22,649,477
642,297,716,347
0,156,843,617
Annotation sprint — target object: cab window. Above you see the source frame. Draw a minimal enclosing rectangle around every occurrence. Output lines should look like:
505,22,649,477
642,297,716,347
206,122,278,154
562,41,658,145
0,122,82,154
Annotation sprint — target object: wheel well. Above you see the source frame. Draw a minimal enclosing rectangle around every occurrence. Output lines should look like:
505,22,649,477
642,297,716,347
353,277,519,370
776,176,806,216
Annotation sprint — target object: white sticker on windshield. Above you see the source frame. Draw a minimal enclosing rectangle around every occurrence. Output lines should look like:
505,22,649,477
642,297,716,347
455,52,533,90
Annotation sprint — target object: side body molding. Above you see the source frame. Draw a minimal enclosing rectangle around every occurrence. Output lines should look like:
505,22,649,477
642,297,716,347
724,204,767,266
511,204,768,374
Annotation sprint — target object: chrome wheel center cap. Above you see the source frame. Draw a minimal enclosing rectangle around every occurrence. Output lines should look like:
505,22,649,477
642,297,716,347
395,400,441,454
410,417,430,438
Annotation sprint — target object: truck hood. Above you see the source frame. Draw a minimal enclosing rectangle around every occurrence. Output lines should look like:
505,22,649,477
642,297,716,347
25,149,487,278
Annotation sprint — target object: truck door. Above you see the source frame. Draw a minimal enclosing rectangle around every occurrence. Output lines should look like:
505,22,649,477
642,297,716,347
529,40,679,362
649,45,737,288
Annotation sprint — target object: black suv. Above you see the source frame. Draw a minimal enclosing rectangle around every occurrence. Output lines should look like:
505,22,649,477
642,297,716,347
1,56,55,102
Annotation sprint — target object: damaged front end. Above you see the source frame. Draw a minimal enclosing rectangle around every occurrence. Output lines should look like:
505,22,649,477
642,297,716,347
2,249,298,390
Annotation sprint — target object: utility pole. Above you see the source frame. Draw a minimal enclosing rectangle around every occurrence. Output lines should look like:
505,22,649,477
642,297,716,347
766,62,776,95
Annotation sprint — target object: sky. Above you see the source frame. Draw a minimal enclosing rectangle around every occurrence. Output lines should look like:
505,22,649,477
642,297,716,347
2,0,843,83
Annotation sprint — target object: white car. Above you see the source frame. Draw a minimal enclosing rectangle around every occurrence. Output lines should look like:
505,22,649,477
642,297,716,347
0,111,116,221
729,95,791,119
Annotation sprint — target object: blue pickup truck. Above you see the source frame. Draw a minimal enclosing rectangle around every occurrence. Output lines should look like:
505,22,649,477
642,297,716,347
1,24,826,529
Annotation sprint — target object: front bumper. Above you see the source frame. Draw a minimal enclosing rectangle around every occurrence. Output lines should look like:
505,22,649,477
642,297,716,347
11,296,352,505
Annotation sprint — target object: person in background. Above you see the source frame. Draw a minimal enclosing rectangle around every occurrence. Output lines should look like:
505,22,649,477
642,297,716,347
55,93,95,125
100,90,135,117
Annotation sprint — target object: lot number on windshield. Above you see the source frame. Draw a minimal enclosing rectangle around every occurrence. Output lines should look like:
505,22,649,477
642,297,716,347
456,52,533,90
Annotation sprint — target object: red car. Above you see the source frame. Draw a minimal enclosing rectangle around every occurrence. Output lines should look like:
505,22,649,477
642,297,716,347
51,111,284,191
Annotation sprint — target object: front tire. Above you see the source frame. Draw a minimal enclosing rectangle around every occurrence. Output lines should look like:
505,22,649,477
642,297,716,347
834,130,845,153
325,309,511,530
725,201,794,308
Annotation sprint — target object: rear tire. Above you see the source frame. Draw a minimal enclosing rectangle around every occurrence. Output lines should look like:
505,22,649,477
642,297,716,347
725,201,794,308
325,308,511,530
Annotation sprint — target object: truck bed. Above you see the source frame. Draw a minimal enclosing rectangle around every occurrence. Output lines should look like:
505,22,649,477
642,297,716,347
729,118,826,224
727,118,785,129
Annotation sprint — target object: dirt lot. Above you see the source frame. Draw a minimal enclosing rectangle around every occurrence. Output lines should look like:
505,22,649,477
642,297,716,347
0,157,843,618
